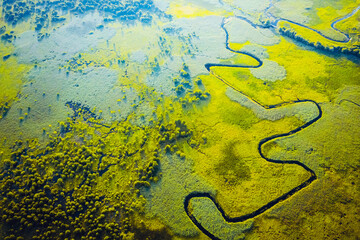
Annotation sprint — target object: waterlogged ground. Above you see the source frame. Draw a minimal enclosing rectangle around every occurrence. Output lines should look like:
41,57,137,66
0,0,360,239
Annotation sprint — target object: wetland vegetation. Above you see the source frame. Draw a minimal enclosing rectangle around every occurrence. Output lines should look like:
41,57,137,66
1,0,360,239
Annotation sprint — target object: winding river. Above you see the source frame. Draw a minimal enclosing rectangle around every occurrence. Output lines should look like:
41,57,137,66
183,3,360,239
268,1,360,43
